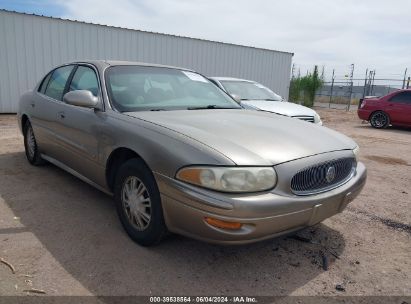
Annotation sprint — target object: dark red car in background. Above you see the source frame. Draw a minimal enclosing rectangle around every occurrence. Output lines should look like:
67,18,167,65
358,90,411,128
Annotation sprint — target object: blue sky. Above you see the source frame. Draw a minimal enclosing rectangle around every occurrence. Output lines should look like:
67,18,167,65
0,0,65,17
1,0,410,84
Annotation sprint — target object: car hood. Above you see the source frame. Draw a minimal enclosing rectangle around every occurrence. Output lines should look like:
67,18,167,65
242,100,317,117
126,110,356,166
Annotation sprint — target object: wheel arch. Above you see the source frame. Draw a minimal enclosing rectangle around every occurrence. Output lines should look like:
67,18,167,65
21,114,29,130
105,147,152,192
369,109,390,121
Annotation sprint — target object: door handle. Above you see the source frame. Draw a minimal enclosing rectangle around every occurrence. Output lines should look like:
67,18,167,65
58,111,66,119
30,102,35,107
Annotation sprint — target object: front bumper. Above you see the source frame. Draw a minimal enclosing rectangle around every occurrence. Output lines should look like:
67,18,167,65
156,162,367,245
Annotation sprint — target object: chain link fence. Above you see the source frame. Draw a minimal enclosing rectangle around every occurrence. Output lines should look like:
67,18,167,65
314,78,409,111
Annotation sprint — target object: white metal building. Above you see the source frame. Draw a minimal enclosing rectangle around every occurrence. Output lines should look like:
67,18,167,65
0,9,293,113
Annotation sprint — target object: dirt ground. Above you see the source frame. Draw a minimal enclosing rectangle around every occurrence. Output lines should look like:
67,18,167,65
0,108,410,297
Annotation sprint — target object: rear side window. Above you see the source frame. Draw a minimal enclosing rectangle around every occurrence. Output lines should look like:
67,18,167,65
44,65,74,101
69,66,99,96
390,92,411,104
38,73,52,94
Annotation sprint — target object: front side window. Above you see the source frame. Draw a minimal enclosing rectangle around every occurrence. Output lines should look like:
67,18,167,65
105,66,241,112
220,80,282,101
44,65,74,101
69,66,99,96
389,92,411,104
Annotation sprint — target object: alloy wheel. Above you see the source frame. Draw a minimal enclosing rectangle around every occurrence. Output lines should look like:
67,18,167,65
371,112,387,128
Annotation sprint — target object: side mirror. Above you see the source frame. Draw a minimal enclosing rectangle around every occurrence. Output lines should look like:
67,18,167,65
63,90,100,109
230,94,242,103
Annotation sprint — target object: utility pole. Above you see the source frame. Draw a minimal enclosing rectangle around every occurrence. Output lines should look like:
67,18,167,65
366,70,373,96
402,68,408,89
362,68,368,99
370,70,376,95
329,69,335,108
347,64,354,111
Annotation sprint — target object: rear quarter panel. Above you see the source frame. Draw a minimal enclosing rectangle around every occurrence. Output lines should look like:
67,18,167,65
17,91,35,132
358,98,386,120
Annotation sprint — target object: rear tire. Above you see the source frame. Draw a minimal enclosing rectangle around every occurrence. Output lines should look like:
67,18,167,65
114,159,167,246
370,111,390,129
23,121,46,166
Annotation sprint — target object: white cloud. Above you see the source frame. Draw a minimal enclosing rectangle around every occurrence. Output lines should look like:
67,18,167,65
59,0,411,82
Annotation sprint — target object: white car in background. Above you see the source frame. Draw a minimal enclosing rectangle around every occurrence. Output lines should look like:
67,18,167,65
209,77,322,125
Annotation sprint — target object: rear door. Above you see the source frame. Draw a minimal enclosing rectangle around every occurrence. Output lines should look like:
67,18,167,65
386,92,411,125
53,64,107,187
32,65,76,158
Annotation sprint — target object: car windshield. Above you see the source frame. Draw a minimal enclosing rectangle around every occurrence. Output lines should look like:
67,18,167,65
105,66,241,112
220,80,282,101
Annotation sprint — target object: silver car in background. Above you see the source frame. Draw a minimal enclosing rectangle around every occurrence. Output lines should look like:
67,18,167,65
18,60,366,246
209,77,322,124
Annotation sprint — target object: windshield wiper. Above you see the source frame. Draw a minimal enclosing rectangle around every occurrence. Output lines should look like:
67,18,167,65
244,98,279,101
150,108,167,111
187,105,237,110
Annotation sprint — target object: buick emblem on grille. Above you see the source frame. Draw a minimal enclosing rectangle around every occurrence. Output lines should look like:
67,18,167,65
326,166,336,183
291,158,354,195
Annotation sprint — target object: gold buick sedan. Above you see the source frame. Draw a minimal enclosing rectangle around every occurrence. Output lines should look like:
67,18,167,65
18,60,366,246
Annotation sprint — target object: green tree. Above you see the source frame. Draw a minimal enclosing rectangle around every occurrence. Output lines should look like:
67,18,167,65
289,65,324,107
289,76,301,102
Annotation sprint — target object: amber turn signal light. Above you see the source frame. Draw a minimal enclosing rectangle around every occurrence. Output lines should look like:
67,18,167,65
204,217,243,230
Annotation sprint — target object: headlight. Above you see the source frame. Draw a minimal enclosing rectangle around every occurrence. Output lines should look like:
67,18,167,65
353,146,360,160
176,166,277,193
314,113,322,125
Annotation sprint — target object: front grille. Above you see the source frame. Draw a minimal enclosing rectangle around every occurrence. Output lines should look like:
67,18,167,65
291,157,356,195
292,115,315,123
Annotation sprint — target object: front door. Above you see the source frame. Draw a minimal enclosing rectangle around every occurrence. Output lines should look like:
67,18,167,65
53,65,107,187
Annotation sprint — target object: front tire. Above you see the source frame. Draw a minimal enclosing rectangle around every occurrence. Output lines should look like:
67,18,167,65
23,121,46,166
114,159,167,246
370,111,390,129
